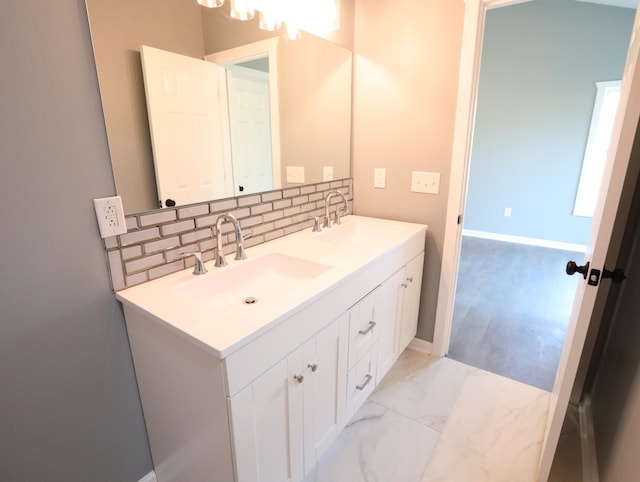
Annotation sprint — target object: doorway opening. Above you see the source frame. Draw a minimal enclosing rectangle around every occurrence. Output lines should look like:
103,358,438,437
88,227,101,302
444,0,634,391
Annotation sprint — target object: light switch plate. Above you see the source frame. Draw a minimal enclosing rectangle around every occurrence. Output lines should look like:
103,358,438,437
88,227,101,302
286,166,305,184
374,168,386,188
94,196,127,238
323,166,334,181
411,171,440,194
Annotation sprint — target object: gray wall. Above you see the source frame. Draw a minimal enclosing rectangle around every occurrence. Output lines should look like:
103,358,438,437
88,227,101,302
465,0,634,245
0,1,152,481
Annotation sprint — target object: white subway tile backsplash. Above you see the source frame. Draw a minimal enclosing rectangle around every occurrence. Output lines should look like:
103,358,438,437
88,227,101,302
107,250,125,291
250,203,273,215
283,188,301,198
238,194,261,207
121,245,143,261
144,236,180,255
181,228,212,245
119,227,160,246
140,210,177,227
261,191,283,202
273,199,292,210
160,219,196,236
125,253,164,274
210,198,238,212
103,179,353,290
178,204,209,219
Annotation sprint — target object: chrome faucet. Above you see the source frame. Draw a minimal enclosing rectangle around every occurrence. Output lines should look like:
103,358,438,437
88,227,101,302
323,190,349,228
214,213,247,267
180,251,208,275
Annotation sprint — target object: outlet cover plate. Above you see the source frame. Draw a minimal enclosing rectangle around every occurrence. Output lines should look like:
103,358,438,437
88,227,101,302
323,166,334,181
286,166,305,184
94,196,127,238
374,168,386,188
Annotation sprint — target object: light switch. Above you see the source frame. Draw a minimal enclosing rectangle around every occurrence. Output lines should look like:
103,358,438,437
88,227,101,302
374,168,386,188
323,166,334,181
411,171,440,194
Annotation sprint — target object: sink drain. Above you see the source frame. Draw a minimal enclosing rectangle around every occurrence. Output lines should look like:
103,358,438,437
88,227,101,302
243,297,258,305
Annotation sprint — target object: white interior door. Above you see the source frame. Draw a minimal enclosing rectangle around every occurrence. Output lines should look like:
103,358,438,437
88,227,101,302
538,10,640,479
226,65,274,196
140,45,233,207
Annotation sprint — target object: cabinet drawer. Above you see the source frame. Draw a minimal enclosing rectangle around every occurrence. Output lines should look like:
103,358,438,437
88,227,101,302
348,290,377,370
346,344,378,421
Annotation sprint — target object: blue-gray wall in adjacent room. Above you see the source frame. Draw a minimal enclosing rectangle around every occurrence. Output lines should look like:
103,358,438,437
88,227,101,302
464,0,635,245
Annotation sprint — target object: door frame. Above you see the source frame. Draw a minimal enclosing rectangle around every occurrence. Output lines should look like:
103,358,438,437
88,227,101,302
205,37,282,190
433,0,640,479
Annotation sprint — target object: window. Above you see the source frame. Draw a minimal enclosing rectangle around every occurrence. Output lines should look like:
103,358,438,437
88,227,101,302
573,80,621,218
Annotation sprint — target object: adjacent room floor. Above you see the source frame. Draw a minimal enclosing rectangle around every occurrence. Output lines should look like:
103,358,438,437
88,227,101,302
447,236,582,391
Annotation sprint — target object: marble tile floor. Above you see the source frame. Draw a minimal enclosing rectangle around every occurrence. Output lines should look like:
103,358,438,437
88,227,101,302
303,349,550,482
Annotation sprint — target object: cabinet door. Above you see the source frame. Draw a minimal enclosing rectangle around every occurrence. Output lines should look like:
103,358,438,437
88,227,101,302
228,352,304,482
375,268,404,383
302,314,349,474
396,252,425,353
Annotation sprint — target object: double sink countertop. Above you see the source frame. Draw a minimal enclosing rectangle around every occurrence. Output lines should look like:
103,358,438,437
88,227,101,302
116,215,427,359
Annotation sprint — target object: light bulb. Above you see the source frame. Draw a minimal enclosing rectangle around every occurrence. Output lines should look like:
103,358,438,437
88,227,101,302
230,0,255,20
197,0,224,7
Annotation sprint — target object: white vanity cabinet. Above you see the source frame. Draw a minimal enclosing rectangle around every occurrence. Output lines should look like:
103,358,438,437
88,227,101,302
229,313,349,482
396,252,425,353
117,216,427,482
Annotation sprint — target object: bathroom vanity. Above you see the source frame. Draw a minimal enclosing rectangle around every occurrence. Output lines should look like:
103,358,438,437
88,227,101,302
117,215,426,482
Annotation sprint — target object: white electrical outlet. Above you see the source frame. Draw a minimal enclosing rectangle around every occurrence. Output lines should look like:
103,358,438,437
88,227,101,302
323,166,334,181
411,171,440,194
94,196,127,238
374,168,386,188
286,166,305,184
504,207,512,217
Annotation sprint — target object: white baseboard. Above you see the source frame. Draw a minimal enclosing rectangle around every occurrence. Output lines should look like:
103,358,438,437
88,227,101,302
408,338,433,354
462,229,587,253
579,397,599,482
138,471,157,482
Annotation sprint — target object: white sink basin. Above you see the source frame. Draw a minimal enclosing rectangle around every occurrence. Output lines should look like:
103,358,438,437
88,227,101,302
175,252,332,308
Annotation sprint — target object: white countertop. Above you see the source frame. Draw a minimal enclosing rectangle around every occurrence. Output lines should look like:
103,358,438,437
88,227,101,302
116,215,427,359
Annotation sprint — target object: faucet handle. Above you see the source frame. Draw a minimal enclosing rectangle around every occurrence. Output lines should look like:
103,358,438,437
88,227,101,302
312,216,323,232
180,251,208,275
334,208,344,225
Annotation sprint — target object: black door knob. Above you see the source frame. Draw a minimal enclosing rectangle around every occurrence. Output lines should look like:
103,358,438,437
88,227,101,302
165,199,176,207
603,267,627,284
566,260,590,279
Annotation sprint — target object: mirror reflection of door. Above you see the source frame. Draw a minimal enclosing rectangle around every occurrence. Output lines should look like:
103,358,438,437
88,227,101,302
140,45,234,208
225,63,274,196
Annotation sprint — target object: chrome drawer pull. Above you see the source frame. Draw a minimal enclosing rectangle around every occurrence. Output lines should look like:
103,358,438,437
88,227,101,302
358,321,376,335
356,374,372,391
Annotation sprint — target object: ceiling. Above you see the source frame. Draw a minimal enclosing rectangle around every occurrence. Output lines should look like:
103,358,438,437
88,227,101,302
576,0,637,8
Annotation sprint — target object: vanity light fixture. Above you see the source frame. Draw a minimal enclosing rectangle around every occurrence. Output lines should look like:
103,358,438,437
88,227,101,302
196,0,339,38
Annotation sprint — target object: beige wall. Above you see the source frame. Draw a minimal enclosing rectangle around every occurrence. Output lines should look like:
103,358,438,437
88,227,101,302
278,35,352,186
352,0,465,342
